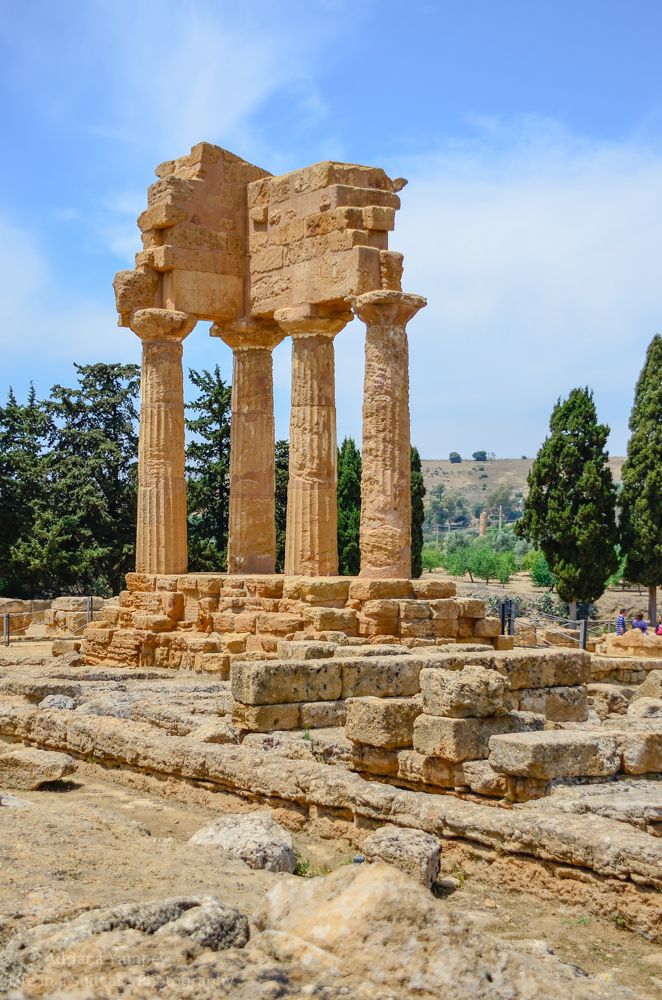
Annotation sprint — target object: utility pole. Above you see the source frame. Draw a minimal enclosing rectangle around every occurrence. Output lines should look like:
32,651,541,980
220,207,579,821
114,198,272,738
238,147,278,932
499,504,503,531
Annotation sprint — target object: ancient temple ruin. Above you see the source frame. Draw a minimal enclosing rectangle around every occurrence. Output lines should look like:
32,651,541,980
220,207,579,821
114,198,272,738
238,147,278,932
114,142,426,581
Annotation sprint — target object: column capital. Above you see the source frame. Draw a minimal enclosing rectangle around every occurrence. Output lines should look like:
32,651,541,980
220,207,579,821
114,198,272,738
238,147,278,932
210,316,284,352
274,304,352,338
352,290,426,327
131,308,196,343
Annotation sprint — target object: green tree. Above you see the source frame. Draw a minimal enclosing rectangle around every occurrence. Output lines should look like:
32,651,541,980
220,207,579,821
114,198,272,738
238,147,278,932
10,364,140,595
0,385,50,596
274,439,289,573
449,451,462,464
185,367,232,572
472,450,487,462
523,549,556,589
337,437,362,575
620,335,662,622
422,544,443,572
516,387,619,620
411,446,426,578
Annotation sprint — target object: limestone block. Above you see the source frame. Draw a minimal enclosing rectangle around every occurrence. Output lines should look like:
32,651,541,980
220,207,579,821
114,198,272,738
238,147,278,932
428,599,459,620
398,600,431,621
628,697,662,719
474,617,501,639
639,670,662,700
345,695,422,749
348,579,413,601
357,616,398,638
505,776,550,802
340,655,422,699
399,621,435,640
126,573,157,592
420,665,514,718
193,652,231,677
232,701,300,732
303,607,358,634
334,643,410,658
362,599,400,619
255,613,303,636
458,599,485,619
277,641,338,660
283,577,351,604
431,619,459,639
455,618,474,639
299,700,347,728
231,659,342,705
413,712,544,762
216,633,248,654
493,635,515,651
189,811,296,873
459,759,507,797
351,744,399,776
412,580,456,599
614,729,662,774
516,685,588,722
0,748,77,789
131,613,174,632
488,730,622,780
362,825,440,888
395,749,454,788
212,611,258,634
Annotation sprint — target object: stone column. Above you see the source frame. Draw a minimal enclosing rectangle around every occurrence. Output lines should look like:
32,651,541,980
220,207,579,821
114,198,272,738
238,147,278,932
275,307,351,577
210,319,284,574
352,290,426,579
479,510,487,536
131,308,196,575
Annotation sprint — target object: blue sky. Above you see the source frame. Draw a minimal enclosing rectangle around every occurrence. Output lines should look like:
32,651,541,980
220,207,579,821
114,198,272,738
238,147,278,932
1,0,661,458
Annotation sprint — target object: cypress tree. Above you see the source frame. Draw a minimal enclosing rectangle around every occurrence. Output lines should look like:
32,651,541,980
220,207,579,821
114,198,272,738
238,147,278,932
515,387,618,620
337,437,362,575
411,446,426,579
185,366,232,572
274,439,289,573
620,334,662,622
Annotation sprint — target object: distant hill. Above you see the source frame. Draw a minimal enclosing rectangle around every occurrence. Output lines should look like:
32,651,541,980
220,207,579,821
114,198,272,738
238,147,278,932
422,457,625,519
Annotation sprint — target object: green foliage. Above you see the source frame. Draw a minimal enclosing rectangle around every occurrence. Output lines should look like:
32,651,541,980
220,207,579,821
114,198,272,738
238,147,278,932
472,450,487,462
185,367,232,572
523,549,556,589
424,484,470,533
449,451,462,464
485,483,520,521
440,534,514,585
410,446,426,578
422,544,443,572
274,440,289,573
620,335,662,613
516,387,619,604
337,438,361,576
3,364,140,597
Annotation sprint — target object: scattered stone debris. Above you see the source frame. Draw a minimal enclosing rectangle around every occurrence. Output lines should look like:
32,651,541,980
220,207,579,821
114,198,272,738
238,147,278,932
0,747,77,789
189,811,297,874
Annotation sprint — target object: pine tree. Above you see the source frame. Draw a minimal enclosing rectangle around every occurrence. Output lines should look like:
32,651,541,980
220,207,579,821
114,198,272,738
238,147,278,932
411,446,426,578
516,387,618,620
274,439,289,572
337,437,362,575
620,334,662,622
9,364,140,596
0,385,50,596
185,367,232,572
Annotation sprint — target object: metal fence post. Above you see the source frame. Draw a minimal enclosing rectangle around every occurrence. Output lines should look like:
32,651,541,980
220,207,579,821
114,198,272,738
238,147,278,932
86,596,94,624
507,598,516,637
3,613,9,647
578,619,588,650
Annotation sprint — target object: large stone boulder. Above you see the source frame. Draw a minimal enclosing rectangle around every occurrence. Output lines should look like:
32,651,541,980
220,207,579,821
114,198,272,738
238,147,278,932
361,825,441,888
0,748,77,789
189,811,297,873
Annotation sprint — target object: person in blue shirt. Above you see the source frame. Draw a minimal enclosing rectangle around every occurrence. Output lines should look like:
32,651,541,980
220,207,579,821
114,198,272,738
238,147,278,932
615,609,627,635
632,612,648,633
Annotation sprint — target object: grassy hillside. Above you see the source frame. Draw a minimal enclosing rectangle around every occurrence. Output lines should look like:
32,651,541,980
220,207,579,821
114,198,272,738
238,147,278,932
422,457,625,522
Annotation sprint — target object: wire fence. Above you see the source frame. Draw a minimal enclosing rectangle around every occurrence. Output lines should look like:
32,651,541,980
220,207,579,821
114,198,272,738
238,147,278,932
498,600,620,650
1,597,96,647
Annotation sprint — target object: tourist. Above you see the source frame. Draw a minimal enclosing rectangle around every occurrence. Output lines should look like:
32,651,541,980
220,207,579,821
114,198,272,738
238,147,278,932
615,609,627,635
656,616,662,636
632,612,648,633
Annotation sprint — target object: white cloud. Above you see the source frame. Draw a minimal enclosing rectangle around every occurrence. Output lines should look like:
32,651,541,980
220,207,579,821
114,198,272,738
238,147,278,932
385,118,662,457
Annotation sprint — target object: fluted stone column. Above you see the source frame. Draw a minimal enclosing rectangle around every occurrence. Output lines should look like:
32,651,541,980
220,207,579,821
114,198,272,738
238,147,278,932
211,319,284,574
353,290,426,579
131,308,196,575
275,307,351,576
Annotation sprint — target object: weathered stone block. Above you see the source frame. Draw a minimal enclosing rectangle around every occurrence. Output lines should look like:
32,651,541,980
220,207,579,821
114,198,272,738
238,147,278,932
398,600,431,621
458,599,485,619
474,617,501,638
232,701,300,732
351,744,398,776
345,695,422,748
212,611,258,634
303,607,358,634
193,652,231,677
340,656,422,699
125,573,156,592
348,579,413,601
277,640,338,660
395,749,455,788
614,729,662,774
255,613,303,636
299,700,347,728
362,825,440,888
399,620,435,640
413,711,543,762
362,599,400,619
516,685,588,722
420,665,514,718
411,580,456,599
428,599,459,620
459,759,507,797
488,730,622,780
231,659,342,705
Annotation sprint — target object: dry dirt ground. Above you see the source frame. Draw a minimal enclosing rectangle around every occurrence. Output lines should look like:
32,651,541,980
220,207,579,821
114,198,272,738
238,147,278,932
1,735,662,997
